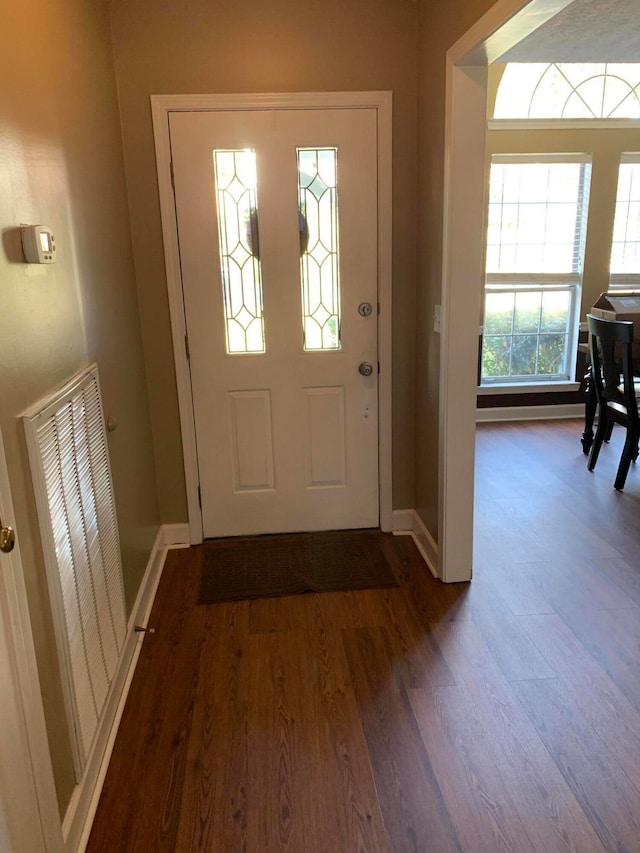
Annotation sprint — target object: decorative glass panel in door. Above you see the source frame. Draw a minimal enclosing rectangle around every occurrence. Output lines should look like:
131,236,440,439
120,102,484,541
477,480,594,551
213,149,265,354
297,148,341,351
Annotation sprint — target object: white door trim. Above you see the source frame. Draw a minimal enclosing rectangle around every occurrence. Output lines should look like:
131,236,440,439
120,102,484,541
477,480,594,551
440,0,576,582
151,92,393,543
0,428,63,852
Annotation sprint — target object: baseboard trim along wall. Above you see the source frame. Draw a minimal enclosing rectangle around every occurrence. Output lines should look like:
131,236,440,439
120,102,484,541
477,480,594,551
476,403,584,423
392,509,439,579
162,523,191,547
65,523,190,853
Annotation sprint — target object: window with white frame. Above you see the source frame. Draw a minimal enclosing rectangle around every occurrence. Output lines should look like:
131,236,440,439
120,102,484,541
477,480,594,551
493,64,640,120
610,154,640,289
481,156,591,385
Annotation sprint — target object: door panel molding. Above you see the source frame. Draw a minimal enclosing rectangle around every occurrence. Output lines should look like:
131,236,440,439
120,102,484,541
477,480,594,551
151,92,393,543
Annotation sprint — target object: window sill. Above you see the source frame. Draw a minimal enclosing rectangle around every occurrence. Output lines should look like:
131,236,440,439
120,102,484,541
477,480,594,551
477,381,581,396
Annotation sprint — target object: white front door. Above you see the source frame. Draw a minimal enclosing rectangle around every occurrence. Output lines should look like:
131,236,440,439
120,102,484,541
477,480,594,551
170,108,380,538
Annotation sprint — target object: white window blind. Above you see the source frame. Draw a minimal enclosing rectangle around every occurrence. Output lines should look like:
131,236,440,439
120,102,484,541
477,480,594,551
610,154,640,287
23,364,126,778
487,156,590,275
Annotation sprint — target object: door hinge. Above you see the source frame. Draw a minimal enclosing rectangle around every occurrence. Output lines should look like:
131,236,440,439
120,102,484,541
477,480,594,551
185,333,190,362
378,362,381,374
197,485,202,508
170,159,175,191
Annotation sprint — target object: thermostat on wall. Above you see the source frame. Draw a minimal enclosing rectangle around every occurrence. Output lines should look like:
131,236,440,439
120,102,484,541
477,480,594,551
21,225,56,264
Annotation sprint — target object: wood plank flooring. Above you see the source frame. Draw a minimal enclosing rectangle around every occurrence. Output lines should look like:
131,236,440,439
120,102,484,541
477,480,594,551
87,419,640,852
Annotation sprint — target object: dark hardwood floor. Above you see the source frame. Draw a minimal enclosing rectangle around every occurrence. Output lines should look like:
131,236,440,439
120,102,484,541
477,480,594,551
87,419,640,852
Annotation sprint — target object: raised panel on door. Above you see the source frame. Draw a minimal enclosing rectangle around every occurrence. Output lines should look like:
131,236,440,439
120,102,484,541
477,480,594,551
304,386,347,488
228,390,275,492
170,108,379,537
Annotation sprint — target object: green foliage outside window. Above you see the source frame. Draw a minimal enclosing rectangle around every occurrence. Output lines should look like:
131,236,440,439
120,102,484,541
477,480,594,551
481,291,569,379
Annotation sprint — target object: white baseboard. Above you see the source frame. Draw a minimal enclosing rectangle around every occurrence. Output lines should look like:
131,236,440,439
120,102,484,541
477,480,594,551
162,522,190,548
409,511,439,579
392,509,440,579
63,524,181,853
476,403,583,423
391,509,414,532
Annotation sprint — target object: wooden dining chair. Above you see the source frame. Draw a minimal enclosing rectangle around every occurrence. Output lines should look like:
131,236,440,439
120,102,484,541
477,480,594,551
586,313,640,491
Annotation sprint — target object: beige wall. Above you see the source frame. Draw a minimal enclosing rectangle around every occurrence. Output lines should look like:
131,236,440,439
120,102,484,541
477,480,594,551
415,0,496,540
108,0,419,520
0,0,159,813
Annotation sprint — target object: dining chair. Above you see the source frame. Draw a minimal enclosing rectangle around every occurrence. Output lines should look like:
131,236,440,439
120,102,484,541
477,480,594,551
586,313,640,491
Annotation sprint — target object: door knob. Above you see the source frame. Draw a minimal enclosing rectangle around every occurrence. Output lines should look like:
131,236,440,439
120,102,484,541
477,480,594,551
0,519,15,554
358,361,374,376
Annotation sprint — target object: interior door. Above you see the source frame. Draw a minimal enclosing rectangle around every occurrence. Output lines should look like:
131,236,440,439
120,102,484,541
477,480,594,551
170,108,379,537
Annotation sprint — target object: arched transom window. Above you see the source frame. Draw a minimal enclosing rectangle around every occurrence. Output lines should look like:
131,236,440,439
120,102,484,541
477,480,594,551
494,63,640,120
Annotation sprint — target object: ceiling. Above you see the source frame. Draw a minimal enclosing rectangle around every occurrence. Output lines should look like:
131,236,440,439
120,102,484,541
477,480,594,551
499,0,640,63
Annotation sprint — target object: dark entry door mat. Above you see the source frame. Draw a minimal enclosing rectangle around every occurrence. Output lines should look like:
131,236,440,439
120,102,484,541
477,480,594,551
198,529,398,603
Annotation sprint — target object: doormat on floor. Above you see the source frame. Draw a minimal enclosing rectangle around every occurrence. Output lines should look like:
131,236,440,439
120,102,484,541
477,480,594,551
197,529,398,603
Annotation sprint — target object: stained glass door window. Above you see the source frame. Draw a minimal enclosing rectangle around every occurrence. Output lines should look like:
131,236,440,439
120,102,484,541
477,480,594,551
213,149,265,354
297,148,341,351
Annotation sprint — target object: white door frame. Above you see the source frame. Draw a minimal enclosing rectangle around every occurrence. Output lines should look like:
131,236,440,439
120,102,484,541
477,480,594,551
0,428,63,852
439,0,578,582
151,92,393,543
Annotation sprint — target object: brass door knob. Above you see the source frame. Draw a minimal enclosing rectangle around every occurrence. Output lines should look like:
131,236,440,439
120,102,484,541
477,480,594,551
0,521,15,554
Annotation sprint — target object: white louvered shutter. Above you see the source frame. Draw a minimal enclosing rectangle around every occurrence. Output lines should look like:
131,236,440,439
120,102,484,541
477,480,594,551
24,365,126,778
